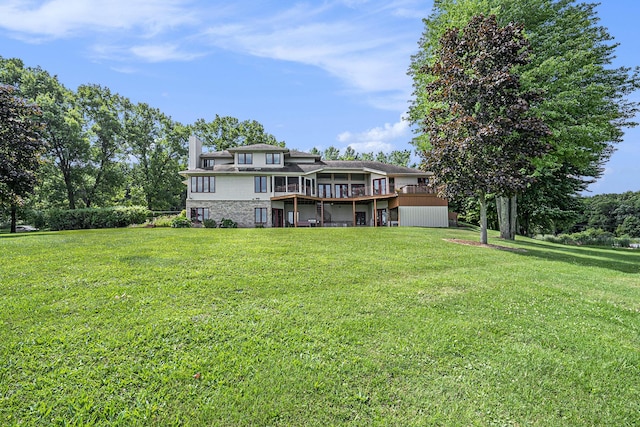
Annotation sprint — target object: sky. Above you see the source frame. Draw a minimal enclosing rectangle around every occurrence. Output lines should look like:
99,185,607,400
0,0,638,195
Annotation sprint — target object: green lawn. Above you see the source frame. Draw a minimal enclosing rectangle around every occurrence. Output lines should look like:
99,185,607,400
1,227,638,426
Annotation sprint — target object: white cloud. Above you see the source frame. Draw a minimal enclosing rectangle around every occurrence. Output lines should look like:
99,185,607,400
337,115,411,153
0,0,426,110
0,0,197,39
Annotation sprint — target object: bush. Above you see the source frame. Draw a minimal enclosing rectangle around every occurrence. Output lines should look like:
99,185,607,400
152,215,175,227
219,218,237,228
47,206,150,231
171,216,192,228
203,218,217,228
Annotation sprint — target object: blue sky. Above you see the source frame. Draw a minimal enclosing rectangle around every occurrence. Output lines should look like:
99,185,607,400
0,0,638,195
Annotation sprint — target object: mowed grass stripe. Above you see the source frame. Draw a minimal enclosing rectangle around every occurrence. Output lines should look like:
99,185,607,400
1,227,638,426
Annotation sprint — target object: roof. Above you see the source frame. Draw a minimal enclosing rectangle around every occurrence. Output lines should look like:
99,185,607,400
227,144,288,153
182,159,429,176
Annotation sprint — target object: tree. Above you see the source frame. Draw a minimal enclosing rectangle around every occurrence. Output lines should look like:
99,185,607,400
124,101,188,210
409,0,640,236
0,85,46,232
191,115,284,151
75,84,127,208
418,15,549,244
0,57,89,210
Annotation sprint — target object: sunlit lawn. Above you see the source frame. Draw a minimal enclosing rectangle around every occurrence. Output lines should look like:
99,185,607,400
1,227,638,426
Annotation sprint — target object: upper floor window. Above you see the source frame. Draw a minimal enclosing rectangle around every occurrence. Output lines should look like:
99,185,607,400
318,184,332,198
202,158,215,169
255,176,268,193
335,184,349,198
266,153,281,164
418,177,429,185
373,178,386,195
238,153,253,164
191,176,215,193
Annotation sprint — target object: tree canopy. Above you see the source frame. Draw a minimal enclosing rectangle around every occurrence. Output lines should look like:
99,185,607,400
409,0,640,236
418,14,549,243
0,84,47,232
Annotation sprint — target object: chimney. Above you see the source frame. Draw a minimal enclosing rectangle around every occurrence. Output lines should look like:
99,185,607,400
188,135,203,169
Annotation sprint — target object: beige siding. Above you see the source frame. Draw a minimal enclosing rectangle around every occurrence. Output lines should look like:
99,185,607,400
398,206,448,227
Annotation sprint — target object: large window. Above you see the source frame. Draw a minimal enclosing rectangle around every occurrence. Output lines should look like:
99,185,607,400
255,207,268,225
266,153,280,164
238,153,253,164
351,184,366,196
190,207,209,223
191,176,215,193
335,184,349,198
373,178,386,195
254,176,268,193
318,183,332,198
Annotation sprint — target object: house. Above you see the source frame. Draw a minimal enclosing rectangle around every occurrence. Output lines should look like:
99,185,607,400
180,136,449,228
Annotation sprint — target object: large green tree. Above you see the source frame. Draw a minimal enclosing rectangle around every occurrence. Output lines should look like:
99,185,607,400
0,85,46,232
0,57,89,210
409,0,639,235
191,115,284,151
419,14,549,244
124,101,189,211
75,84,127,208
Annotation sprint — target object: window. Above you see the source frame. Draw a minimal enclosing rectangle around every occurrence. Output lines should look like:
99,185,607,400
266,153,280,164
190,208,209,223
238,153,253,164
335,184,349,198
351,184,365,196
318,184,332,198
202,158,215,169
373,178,386,195
274,176,286,192
255,207,268,224
254,176,268,193
191,176,215,192
418,177,429,185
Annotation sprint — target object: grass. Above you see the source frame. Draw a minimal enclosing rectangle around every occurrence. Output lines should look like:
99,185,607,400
1,227,638,426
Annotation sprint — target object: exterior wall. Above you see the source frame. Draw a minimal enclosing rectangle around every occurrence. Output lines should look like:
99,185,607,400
398,206,449,228
234,151,284,168
188,175,273,201
186,199,272,228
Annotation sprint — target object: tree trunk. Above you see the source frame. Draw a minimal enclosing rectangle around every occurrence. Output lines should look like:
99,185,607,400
510,195,517,239
10,203,17,233
497,195,517,240
479,192,488,244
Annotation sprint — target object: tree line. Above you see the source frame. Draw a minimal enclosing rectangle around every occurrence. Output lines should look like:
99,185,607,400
0,56,289,221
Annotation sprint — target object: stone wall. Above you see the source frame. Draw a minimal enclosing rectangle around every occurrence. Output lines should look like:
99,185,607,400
187,200,272,228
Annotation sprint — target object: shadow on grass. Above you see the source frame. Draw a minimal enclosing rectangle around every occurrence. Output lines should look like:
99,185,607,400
0,232,55,239
513,239,640,274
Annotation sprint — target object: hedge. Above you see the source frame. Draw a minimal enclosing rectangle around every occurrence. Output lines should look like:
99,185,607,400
46,206,150,231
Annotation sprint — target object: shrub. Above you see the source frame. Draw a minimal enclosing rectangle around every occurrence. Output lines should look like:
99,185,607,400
203,218,217,228
152,215,175,227
219,218,237,228
171,216,192,228
46,206,150,231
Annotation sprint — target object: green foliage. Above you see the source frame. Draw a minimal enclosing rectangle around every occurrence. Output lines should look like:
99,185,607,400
202,218,217,228
0,84,47,232
408,0,640,235
151,215,175,227
219,217,237,228
191,114,285,151
540,228,635,248
46,206,149,230
170,215,192,228
1,228,638,425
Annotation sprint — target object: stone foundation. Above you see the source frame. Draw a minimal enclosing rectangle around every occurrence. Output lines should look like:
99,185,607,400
187,200,272,228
